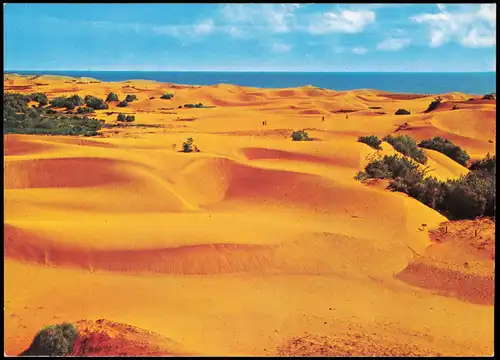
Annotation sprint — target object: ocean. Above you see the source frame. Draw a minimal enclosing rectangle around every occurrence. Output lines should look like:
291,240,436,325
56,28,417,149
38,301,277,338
5,71,496,95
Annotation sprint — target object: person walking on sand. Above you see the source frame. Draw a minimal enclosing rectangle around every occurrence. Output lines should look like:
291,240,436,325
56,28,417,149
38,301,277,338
346,114,349,120
322,116,325,122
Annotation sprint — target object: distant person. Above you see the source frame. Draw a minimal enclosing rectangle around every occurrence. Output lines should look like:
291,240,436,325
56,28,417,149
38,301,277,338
346,114,349,120
262,121,265,126
322,116,325,122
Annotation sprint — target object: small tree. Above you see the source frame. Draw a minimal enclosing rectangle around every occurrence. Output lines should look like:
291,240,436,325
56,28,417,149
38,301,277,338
117,101,128,107
106,92,119,102
291,130,311,141
21,323,78,356
117,113,126,122
126,115,135,122
84,95,109,110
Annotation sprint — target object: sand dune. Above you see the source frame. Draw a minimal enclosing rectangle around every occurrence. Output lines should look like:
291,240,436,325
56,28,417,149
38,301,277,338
3,74,495,356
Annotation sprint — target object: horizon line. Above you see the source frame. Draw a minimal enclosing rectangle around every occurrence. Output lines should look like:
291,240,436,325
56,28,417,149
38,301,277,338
4,69,497,73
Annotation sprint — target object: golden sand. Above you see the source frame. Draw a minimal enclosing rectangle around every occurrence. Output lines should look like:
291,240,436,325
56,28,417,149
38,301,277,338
4,74,495,356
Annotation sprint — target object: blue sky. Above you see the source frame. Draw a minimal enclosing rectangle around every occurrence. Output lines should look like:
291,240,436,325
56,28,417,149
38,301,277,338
4,3,496,72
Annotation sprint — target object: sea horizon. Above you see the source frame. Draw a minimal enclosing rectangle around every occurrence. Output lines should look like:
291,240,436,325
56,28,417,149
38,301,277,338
4,70,497,95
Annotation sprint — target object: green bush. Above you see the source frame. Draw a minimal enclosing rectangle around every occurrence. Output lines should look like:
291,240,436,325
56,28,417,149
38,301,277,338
20,323,78,356
358,135,382,150
49,95,81,109
46,109,58,115
125,94,137,102
418,136,470,166
394,109,411,115
126,115,135,122
182,137,199,152
469,153,496,173
160,93,174,100
482,93,495,100
291,130,311,141
384,134,427,164
117,101,128,107
29,93,49,106
76,107,95,114
84,95,109,110
424,96,443,113
117,113,126,122
355,153,495,220
184,103,205,108
106,92,119,102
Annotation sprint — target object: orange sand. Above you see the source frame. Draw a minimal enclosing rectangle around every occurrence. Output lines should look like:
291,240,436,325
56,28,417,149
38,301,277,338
3,74,495,356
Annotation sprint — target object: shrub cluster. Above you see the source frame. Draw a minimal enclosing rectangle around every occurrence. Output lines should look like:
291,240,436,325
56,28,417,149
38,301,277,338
125,94,137,102
184,103,205,108
160,93,174,100
4,93,102,136
116,113,135,122
117,100,128,107
21,323,78,356
482,93,495,100
291,130,311,141
84,95,109,110
418,136,470,166
76,106,95,114
383,134,427,164
358,135,382,150
395,109,411,115
50,95,84,110
355,153,495,220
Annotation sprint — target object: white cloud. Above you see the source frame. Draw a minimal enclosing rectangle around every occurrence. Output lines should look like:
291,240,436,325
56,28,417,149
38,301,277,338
219,4,296,34
308,10,375,34
377,37,411,51
191,19,214,36
411,4,496,48
271,42,292,53
352,47,368,55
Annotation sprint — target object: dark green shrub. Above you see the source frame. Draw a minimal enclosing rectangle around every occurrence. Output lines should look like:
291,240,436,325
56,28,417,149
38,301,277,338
20,323,78,356
184,103,204,108
29,93,48,106
356,153,495,220
182,137,199,152
418,137,470,166
105,92,119,102
76,107,95,114
395,109,411,115
160,93,174,100
424,96,443,113
358,135,382,150
291,130,311,141
469,153,496,173
126,115,135,122
84,95,109,110
384,134,427,164
117,101,128,107
482,93,495,100
117,113,126,122
125,94,137,102
69,95,84,106
46,109,58,115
